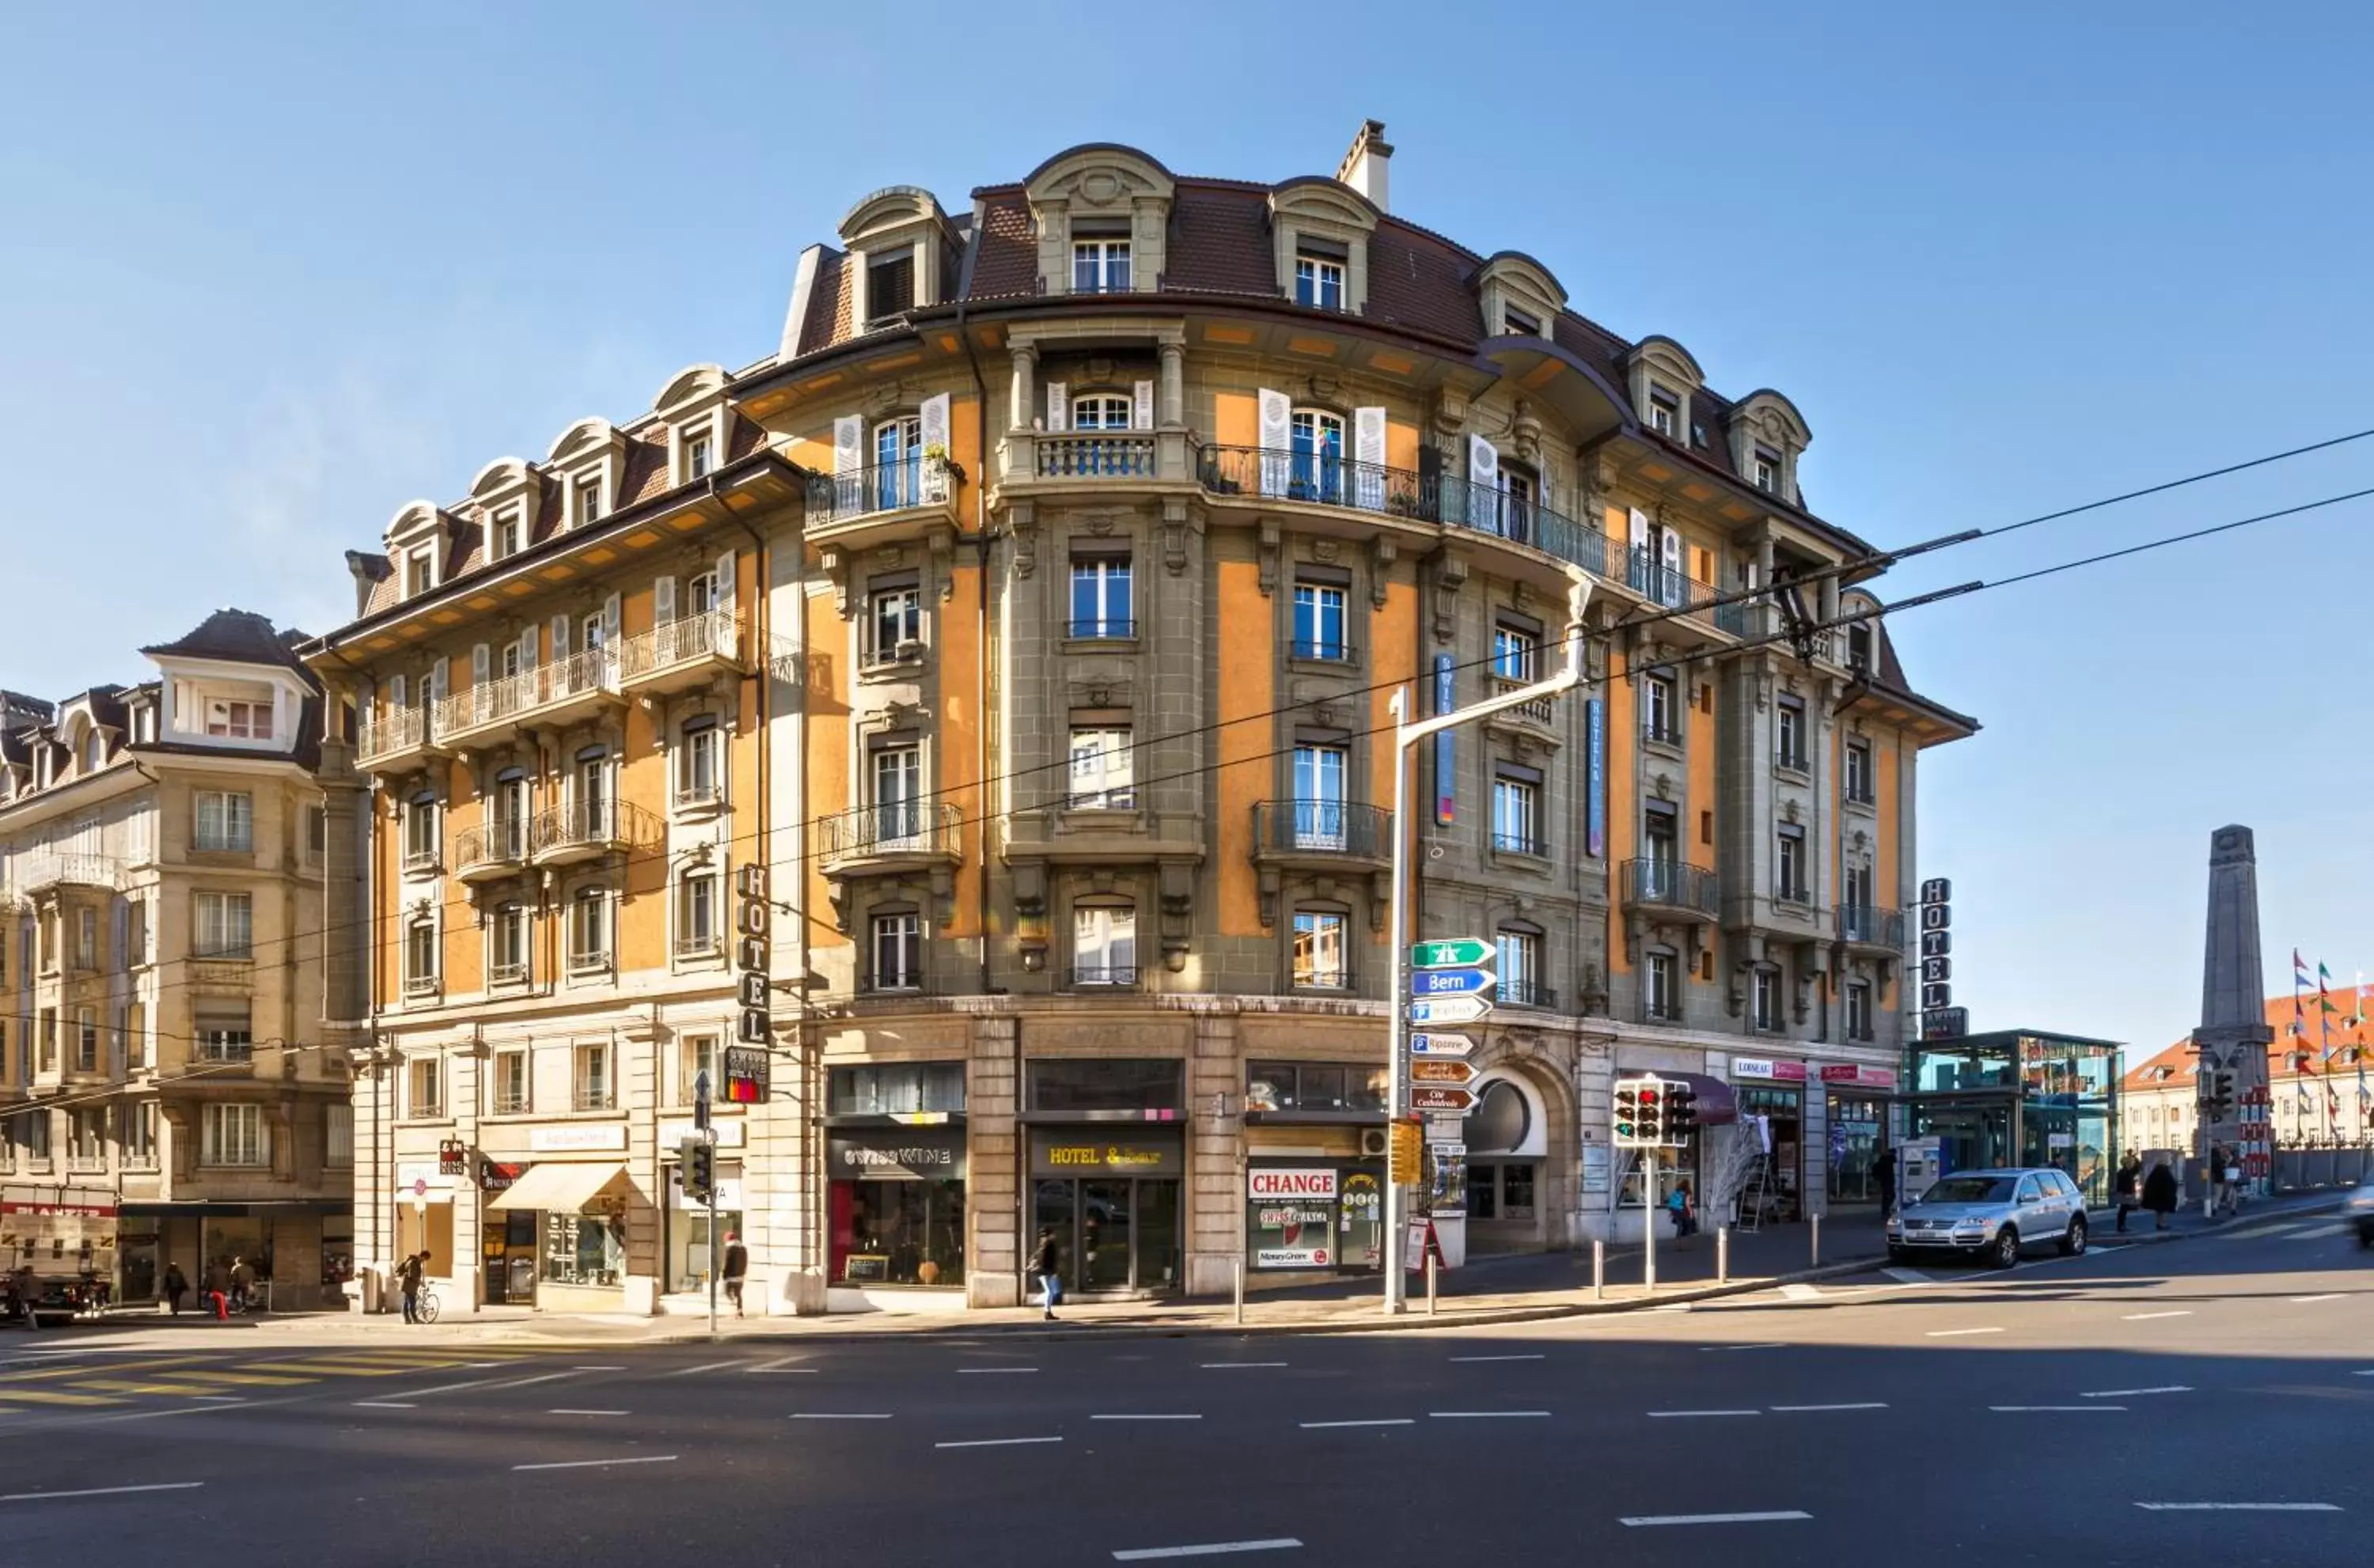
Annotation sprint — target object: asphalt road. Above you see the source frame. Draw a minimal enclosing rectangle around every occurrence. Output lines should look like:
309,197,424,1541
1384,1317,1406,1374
2,1212,2366,1566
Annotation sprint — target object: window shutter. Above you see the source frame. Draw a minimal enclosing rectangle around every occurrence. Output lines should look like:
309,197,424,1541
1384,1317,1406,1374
551,614,570,667
654,575,677,626
1352,407,1387,511
918,392,950,502
602,593,621,650
518,627,539,670
1659,528,1684,608
714,549,737,617
1257,388,1291,497
1132,379,1155,431
1045,381,1069,432
389,674,407,711
428,657,449,706
1628,506,1653,594
471,643,489,687
833,415,864,476
1466,434,1498,530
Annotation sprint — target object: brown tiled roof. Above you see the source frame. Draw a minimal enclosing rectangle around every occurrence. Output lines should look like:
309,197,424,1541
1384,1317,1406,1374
1162,184,1278,297
620,441,671,509
140,608,312,674
800,252,851,352
969,192,1036,298
726,411,768,462
1364,218,1484,343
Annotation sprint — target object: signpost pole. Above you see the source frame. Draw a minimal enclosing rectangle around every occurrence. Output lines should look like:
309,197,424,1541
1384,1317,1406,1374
1642,1148,1658,1293
696,1070,718,1344
1385,688,1410,1317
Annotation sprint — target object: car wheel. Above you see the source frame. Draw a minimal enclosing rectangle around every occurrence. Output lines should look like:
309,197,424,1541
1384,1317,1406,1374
2061,1216,2087,1257
1992,1227,2020,1270
2357,1225,2373,1251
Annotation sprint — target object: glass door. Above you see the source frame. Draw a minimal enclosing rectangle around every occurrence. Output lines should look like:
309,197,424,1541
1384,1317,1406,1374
1132,1180,1179,1291
1081,1180,1135,1292
1292,744,1347,849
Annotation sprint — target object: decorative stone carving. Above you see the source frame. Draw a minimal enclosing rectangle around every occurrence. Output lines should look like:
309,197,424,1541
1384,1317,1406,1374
928,526,954,600
818,546,853,619
1011,501,1037,579
1367,534,1395,608
1431,551,1467,645
1257,521,1280,596
1161,497,1195,576
1310,538,1340,564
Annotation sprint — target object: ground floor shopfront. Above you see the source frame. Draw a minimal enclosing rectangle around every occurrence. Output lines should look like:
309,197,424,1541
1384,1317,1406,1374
116,1201,352,1310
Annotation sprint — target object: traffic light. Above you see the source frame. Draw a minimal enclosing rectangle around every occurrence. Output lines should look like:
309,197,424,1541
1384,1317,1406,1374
681,1134,715,1205
1637,1081,1666,1146
1664,1081,1698,1142
2202,1070,2236,1122
1614,1080,1643,1146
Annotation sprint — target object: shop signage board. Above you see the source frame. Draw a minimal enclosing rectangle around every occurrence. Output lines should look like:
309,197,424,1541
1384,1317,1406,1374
1410,937,1492,970
529,1123,628,1154
1028,1130,1182,1177
1250,1168,1338,1200
1408,1032,1475,1058
730,862,774,1102
1918,877,1963,1040
1408,1085,1475,1112
1407,994,1492,1027
829,1126,967,1180
659,1118,748,1149
1818,1063,1898,1089
1580,1142,1612,1195
1731,1059,1808,1083
1409,1058,1476,1085
1409,966,1494,998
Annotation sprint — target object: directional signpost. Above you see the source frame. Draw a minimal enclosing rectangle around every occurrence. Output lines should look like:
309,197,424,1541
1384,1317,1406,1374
1408,1032,1475,1057
1409,1085,1475,1112
1406,994,1492,1027
1390,935,1498,1312
1409,966,1495,997
1409,1058,1476,1085
1410,937,1493,971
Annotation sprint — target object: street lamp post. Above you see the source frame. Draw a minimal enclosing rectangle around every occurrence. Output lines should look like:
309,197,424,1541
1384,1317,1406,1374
1383,578,1593,1315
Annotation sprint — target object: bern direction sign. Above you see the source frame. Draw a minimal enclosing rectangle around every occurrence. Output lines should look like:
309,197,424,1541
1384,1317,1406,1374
1409,967,1495,998
1407,994,1492,1027
1408,1032,1476,1057
1408,1085,1476,1113
1410,937,1492,970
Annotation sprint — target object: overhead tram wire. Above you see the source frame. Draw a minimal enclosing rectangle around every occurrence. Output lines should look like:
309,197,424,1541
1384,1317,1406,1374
55,472,2374,1044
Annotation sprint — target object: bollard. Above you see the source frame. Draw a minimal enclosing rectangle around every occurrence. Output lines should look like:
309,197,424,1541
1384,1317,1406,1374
1425,1251,1439,1316
1811,1211,1822,1268
1233,1256,1246,1327
1591,1239,1605,1301
1717,1225,1730,1285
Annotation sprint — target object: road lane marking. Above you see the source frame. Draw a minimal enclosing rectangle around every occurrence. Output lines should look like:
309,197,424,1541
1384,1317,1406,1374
1700,1343,1785,1352
2135,1502,2342,1512
935,1436,1062,1449
1201,1362,1287,1369
2122,1311,2192,1321
479,1372,578,1392
2281,1223,2351,1240
2289,1294,2344,1304
575,1365,628,1373
1090,1414,1203,1421
383,1376,526,1400
352,1402,417,1410
1448,1354,1545,1363
1881,1268,1933,1286
2083,1387,2190,1399
514,1455,678,1471
1428,1411,1549,1418
1926,1327,2003,1338
1113,1540,1302,1560
744,1357,813,1373
1770,1403,1889,1412
1620,1512,1811,1528
957,1367,1038,1374
1649,1409,1759,1418
2,1482,205,1503
790,1413,891,1420
1777,1283,1823,1301
664,1361,740,1377
0,1391,123,1407
1299,1418,1412,1429
1992,1405,2125,1413
549,1409,628,1417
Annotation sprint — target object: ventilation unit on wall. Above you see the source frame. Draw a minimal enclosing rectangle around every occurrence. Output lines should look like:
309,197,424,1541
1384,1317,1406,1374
1359,1127,1391,1158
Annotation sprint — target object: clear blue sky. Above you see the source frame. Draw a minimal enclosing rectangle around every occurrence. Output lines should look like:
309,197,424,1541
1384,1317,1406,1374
7,2,2370,1053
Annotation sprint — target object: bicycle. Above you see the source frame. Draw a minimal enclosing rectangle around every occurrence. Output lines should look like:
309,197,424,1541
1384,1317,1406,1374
413,1284,442,1324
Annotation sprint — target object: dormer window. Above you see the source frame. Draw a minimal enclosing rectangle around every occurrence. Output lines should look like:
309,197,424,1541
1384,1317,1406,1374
1072,236,1131,294
1295,250,1346,311
492,509,525,560
867,252,915,320
403,547,434,599
1754,448,1780,493
206,699,271,740
82,733,104,773
1648,385,1678,439
685,430,713,480
1503,304,1540,337
575,474,604,527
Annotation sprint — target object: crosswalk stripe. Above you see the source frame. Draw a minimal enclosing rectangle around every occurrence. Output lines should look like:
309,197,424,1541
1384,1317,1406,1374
65,1381,233,1397
165,1371,312,1387
0,1388,126,1407
0,1358,197,1387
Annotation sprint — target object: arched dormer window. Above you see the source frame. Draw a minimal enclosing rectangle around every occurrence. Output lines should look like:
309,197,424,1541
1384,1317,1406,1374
547,419,629,533
1627,337,1705,447
385,500,459,600
1726,390,1812,508
1475,252,1564,342
652,365,730,488
468,457,539,565
837,186,959,325
1025,146,1174,297
1269,176,1379,316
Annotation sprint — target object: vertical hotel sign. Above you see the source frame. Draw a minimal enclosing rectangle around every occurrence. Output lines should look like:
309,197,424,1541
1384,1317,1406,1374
727,862,772,1103
1432,654,1455,826
1585,698,1606,857
1917,877,1966,1041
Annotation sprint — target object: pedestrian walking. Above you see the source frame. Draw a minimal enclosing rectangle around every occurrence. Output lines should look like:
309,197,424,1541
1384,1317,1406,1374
163,1261,189,1317
229,1256,256,1313
10,1263,39,1331
1665,1179,1697,1238
722,1232,749,1317
2113,1152,2142,1233
397,1251,427,1324
1030,1226,1063,1320
2142,1159,2179,1231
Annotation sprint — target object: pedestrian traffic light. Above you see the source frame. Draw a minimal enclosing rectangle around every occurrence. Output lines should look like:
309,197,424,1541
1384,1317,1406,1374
681,1134,715,1204
1637,1081,1666,1146
2202,1070,2236,1122
1665,1081,1698,1142
1614,1079,1643,1146
1615,1077,1669,1148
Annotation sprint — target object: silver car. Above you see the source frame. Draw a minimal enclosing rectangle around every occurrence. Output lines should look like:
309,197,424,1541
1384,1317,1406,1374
1887,1167,2088,1269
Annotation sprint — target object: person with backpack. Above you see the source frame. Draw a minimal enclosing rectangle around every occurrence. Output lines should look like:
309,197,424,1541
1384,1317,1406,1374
1030,1227,1062,1320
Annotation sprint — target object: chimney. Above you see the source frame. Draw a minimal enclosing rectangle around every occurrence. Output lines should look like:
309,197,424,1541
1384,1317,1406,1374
1336,119,1393,213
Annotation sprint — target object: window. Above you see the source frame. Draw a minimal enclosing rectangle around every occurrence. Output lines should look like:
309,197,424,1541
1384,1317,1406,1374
1644,801,1679,869
1294,252,1345,311
1492,773,1540,854
685,568,722,615
74,907,97,969
1845,740,1874,805
830,1061,967,1115
493,1049,529,1115
1291,744,1348,849
194,892,252,959
1645,950,1679,1021
1068,555,1132,638
681,1033,720,1106
491,773,528,856
870,911,923,990
575,474,604,526
575,750,610,838
573,1042,612,1111
1492,623,1538,682
869,583,923,661
1776,697,1807,771
871,744,922,846
203,1104,267,1166
1846,623,1873,673
193,790,255,853
1643,672,1678,744
1753,967,1782,1031
204,699,272,740
1496,929,1544,1007
1243,1061,1389,1114
407,1055,442,1118
38,1009,56,1072
1845,980,1874,1041
1291,909,1348,989
1648,385,1678,437
124,1102,157,1167
1754,448,1780,493
1776,825,1808,903
1288,410,1345,504
1073,906,1137,987
874,415,923,509
1067,727,1135,809
1292,581,1348,661
677,871,720,958
675,719,722,808
685,430,713,480
493,508,525,559
1071,237,1131,294
491,902,529,987
404,917,437,994
1503,303,1541,336
67,1108,104,1168
403,791,438,871
74,1006,97,1073
867,251,915,317
1844,862,1875,915
568,887,610,971
403,548,433,600
195,1002,251,1063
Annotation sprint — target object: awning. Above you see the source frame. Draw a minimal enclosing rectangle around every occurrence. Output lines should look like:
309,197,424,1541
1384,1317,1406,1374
487,1162,628,1214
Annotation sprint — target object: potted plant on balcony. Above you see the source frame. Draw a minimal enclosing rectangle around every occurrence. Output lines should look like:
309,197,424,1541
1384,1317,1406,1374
921,441,964,485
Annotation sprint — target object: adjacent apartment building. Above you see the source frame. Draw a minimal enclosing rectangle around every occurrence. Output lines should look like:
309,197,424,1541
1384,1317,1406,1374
0,612,350,1306
307,121,1973,1316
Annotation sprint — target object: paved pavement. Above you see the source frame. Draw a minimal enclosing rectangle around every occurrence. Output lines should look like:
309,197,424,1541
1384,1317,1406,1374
2,1198,2365,1565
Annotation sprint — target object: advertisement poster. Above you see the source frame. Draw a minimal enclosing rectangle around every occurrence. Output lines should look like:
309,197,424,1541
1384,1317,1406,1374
1585,698,1606,857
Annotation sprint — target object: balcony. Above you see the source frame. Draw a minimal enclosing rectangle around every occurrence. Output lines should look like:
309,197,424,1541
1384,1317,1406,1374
1250,799,1393,872
1070,964,1141,990
1036,433,1155,479
1622,858,1720,919
817,802,963,873
8,852,123,898
1489,676,1561,733
806,458,958,532
529,798,660,869
1499,979,1559,1010
438,646,624,752
618,608,748,698
356,706,443,775
1622,550,1733,632
673,934,723,964
453,818,528,884
1837,904,1903,951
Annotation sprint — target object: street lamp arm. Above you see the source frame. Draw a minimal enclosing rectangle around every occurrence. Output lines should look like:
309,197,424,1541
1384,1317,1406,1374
1396,583,1593,746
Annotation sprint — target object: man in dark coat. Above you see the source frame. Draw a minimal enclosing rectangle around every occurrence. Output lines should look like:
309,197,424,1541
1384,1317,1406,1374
2141,1161,2180,1231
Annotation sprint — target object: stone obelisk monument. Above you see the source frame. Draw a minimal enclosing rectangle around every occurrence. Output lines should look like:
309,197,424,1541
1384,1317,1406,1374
2196,825,2274,1192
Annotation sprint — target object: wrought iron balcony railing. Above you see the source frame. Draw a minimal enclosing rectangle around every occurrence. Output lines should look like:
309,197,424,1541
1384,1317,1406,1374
1623,858,1720,917
1836,904,1906,946
1251,799,1392,860
806,457,955,525
817,802,963,863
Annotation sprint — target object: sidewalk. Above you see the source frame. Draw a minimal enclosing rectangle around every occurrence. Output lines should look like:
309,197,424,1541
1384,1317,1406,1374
39,1192,2341,1353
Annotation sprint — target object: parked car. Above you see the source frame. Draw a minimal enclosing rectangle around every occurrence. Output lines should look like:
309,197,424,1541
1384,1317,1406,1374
1887,1167,2088,1269
2348,1171,2374,1249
